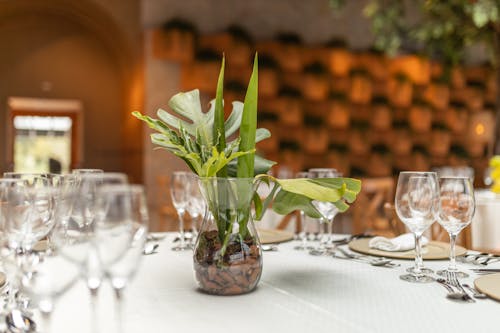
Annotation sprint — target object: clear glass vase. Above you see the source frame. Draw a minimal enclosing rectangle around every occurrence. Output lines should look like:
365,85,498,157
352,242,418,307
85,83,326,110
193,177,263,295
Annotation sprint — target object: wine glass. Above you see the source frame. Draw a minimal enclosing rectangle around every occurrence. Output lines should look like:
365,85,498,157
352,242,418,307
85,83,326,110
436,177,475,278
308,168,341,253
395,171,439,283
2,173,55,276
21,251,79,333
52,172,128,333
105,185,149,333
170,171,191,251
0,178,30,311
294,172,311,250
186,174,205,240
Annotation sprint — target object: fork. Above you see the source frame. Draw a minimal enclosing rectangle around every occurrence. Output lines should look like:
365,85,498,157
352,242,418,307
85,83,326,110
333,248,400,268
446,271,475,303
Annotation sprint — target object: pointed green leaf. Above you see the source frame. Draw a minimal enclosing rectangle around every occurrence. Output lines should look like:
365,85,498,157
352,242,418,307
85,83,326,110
272,190,323,218
237,53,258,178
213,57,227,177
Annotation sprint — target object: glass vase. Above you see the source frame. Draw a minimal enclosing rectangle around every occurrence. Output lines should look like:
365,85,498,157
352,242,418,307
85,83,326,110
193,177,263,295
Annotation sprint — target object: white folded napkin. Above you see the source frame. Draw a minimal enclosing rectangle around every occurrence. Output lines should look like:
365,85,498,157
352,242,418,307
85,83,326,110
368,233,429,252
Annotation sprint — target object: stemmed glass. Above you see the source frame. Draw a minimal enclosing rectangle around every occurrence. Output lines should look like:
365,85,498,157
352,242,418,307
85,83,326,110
186,174,205,240
308,168,341,253
294,172,311,250
395,171,439,283
436,176,475,278
171,171,191,251
105,185,149,333
0,178,30,312
52,172,128,333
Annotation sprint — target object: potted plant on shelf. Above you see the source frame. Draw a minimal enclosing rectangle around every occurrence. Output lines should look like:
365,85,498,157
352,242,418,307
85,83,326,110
133,55,361,295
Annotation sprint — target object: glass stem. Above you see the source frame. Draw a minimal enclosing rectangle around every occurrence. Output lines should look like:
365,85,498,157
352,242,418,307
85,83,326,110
448,233,457,271
413,233,423,276
178,211,185,248
300,211,308,248
114,288,124,333
327,220,333,246
90,288,100,333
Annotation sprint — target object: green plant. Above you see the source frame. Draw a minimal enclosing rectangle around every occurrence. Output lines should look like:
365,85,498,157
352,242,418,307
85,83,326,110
133,55,361,257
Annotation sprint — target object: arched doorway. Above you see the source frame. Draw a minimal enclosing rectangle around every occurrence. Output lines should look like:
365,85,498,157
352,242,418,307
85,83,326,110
0,0,143,181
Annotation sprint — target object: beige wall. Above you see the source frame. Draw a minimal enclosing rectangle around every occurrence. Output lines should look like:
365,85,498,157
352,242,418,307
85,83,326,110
0,0,143,177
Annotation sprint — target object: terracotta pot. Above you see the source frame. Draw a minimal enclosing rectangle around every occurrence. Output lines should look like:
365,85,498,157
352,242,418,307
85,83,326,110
429,129,451,157
327,148,350,176
325,48,352,77
425,83,450,110
349,73,372,104
303,126,329,154
451,66,466,88
409,104,432,132
277,97,302,126
259,68,279,97
444,103,468,134
349,129,370,155
303,74,330,100
279,149,304,173
464,85,484,111
371,104,392,131
391,128,413,155
181,60,219,93
152,28,196,63
277,44,303,72
387,77,413,108
327,100,350,129
369,153,392,177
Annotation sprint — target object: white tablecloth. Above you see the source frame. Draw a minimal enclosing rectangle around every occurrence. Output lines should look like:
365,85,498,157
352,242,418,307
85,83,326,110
50,234,498,333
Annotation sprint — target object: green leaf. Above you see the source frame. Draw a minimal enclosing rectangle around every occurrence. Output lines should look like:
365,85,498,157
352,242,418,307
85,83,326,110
160,89,214,145
224,102,243,138
237,53,258,178
253,181,279,221
227,154,276,177
214,56,227,177
275,178,344,202
272,190,323,218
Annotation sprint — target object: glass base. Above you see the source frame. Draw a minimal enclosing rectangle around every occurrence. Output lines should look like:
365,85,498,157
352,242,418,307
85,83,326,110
172,244,192,251
399,273,435,283
406,266,434,274
436,270,469,278
294,245,314,251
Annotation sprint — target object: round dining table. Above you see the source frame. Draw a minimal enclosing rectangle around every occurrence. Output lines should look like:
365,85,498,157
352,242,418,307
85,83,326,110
50,233,499,333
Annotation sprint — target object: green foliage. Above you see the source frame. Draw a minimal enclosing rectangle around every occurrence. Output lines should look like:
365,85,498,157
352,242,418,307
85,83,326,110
336,0,500,68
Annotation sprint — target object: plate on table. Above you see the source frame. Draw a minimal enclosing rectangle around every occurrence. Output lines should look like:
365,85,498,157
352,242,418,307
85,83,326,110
348,238,467,260
474,273,500,301
257,229,294,244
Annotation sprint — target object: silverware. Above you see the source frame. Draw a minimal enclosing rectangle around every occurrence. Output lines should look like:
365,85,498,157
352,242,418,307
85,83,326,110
143,243,159,255
458,253,500,266
6,310,36,333
436,278,470,301
332,248,399,268
446,271,475,303
462,283,488,299
470,268,500,274
147,234,167,242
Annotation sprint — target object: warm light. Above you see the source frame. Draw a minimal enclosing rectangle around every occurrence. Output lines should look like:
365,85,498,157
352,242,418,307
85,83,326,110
475,123,485,136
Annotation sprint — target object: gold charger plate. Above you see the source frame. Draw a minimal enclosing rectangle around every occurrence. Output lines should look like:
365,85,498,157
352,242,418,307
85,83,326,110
348,238,467,260
474,273,500,301
257,228,294,244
